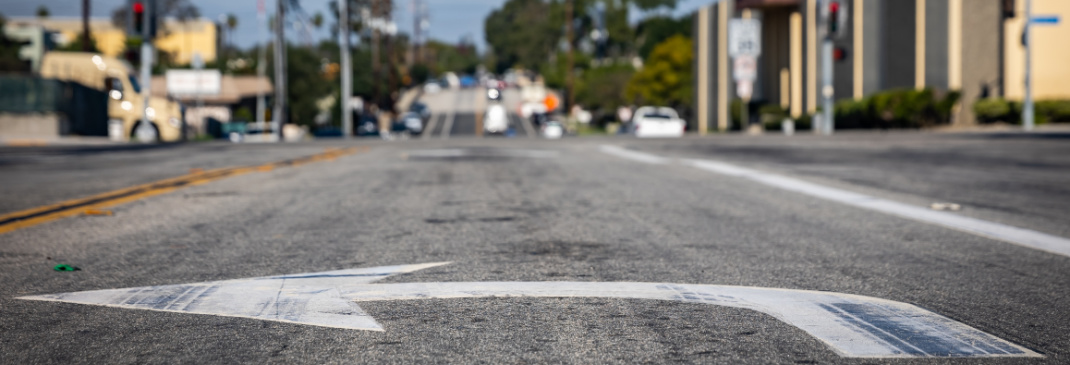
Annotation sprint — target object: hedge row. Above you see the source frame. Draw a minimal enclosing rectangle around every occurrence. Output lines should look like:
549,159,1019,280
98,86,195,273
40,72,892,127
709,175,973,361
974,98,1070,125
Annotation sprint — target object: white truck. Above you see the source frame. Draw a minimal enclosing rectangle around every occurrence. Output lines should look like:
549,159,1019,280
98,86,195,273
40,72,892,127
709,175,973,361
631,106,685,138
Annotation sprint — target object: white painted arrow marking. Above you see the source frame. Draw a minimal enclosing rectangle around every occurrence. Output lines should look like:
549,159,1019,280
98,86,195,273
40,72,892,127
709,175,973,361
18,263,1037,358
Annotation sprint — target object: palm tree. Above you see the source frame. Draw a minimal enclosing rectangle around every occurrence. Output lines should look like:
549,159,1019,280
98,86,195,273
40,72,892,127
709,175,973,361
36,6,50,19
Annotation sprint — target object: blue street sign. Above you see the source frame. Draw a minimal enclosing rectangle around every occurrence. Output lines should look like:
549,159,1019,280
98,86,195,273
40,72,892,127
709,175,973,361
1031,15,1060,25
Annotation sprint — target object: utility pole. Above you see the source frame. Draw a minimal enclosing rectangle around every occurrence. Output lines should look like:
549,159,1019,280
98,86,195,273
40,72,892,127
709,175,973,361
340,0,352,138
1023,0,1034,132
82,0,91,52
371,0,381,111
273,0,287,140
565,0,575,112
256,0,267,135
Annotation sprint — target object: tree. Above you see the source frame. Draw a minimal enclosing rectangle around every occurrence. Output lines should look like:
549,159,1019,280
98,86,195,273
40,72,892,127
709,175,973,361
0,15,31,73
311,12,324,30
635,15,691,59
36,6,50,19
484,0,561,73
626,35,692,110
57,33,100,53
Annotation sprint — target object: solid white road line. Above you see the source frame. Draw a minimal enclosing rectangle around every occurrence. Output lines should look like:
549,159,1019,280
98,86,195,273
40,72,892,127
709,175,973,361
599,145,669,164
440,91,460,139
421,114,440,140
516,112,537,138
19,262,1037,358
596,145,1070,258
683,159,1070,258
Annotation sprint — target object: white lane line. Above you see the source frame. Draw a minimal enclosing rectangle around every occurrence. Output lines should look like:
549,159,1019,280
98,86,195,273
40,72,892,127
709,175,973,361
515,112,537,138
407,148,559,159
683,158,1070,258
18,262,1037,358
599,145,669,164
596,144,1070,258
440,91,460,139
421,114,441,140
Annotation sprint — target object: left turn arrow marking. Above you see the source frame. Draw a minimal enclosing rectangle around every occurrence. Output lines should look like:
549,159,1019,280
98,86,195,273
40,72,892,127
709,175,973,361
18,262,1038,358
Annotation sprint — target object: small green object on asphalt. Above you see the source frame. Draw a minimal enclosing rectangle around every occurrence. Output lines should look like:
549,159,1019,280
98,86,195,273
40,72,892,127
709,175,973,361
53,264,80,272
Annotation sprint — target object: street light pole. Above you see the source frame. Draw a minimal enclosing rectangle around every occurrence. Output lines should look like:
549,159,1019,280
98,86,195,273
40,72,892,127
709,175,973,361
273,0,287,140
1023,0,1034,132
565,0,575,112
340,0,352,138
820,0,834,135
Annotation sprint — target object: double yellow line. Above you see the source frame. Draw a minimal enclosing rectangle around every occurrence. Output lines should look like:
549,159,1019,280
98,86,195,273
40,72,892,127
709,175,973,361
0,146,367,235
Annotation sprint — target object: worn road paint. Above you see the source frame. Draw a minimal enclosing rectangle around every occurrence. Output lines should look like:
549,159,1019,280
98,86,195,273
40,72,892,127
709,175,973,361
0,147,367,235
18,263,1036,358
407,148,558,159
596,145,1070,259
683,158,1070,258
599,145,668,164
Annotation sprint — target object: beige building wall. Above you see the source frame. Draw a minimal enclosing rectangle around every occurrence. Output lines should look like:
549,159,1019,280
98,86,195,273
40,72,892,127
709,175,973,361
8,17,217,66
1004,0,1070,100
154,20,218,65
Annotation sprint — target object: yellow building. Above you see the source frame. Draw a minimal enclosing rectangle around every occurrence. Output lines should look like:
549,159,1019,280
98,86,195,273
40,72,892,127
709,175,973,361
6,17,218,66
1003,0,1070,101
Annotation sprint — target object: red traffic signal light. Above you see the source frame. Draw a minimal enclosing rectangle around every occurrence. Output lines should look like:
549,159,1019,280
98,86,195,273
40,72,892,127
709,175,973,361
828,2,840,34
132,1,144,13
833,47,848,62
132,1,145,34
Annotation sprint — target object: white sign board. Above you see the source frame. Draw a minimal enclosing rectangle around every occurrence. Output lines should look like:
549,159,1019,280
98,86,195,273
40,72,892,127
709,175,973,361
166,69,221,96
728,19,761,57
733,55,757,82
736,80,754,100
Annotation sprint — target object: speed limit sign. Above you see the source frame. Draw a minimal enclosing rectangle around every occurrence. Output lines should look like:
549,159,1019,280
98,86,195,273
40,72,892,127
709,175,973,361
728,19,761,57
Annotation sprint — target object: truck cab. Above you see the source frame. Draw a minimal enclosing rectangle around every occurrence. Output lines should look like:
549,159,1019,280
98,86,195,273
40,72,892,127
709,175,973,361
39,52,182,142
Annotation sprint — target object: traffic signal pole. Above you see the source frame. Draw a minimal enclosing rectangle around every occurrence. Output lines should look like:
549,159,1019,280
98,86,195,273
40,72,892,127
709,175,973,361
136,0,155,142
819,0,838,136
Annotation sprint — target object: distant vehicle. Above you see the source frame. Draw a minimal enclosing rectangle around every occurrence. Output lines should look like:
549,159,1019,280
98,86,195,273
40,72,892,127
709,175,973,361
399,112,423,135
631,106,685,138
459,75,477,88
486,88,501,101
40,52,183,142
409,102,431,123
541,121,563,139
484,104,509,134
423,81,441,94
356,113,379,137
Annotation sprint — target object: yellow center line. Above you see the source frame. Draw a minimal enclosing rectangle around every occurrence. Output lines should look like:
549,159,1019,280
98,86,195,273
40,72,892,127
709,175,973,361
0,146,369,235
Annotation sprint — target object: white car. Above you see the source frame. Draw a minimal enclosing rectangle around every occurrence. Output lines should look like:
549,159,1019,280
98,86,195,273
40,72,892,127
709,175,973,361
631,106,685,138
541,121,563,139
484,104,509,134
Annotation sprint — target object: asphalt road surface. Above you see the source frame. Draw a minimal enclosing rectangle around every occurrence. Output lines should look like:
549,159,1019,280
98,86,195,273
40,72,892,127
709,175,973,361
1,128,1069,364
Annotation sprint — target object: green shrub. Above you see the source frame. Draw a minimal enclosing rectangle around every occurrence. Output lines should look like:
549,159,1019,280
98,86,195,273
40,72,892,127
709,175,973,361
973,98,1016,124
972,98,1070,125
834,88,960,129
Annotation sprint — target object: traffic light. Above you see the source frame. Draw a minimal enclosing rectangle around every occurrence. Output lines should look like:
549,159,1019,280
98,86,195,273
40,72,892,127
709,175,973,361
833,47,848,62
828,1,840,34
823,0,848,39
127,0,156,38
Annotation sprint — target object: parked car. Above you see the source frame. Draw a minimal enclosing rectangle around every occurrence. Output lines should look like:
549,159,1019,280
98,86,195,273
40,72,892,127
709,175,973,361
631,106,685,138
541,121,564,139
399,112,423,135
356,113,379,137
484,104,509,134
409,102,431,123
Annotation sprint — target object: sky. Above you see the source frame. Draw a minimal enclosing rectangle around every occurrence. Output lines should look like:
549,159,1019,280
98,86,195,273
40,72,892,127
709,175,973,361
2,0,711,51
